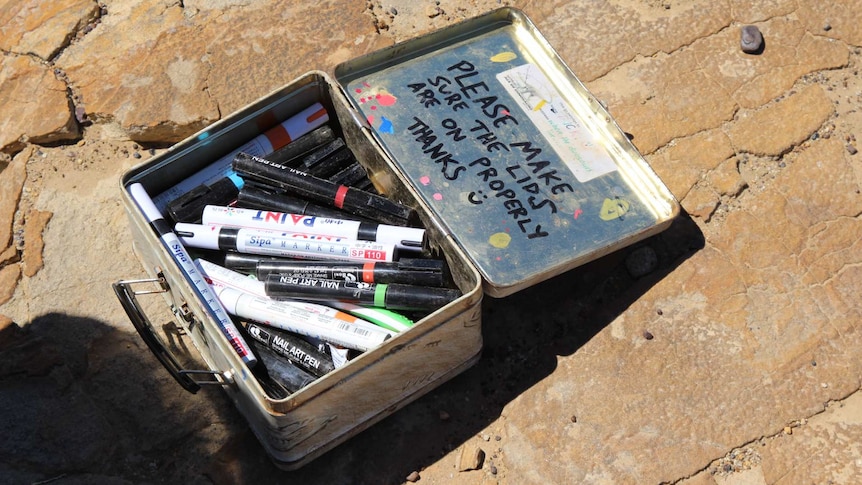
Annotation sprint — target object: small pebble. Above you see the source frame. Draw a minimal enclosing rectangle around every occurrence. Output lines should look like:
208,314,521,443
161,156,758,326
656,308,663,316
643,331,654,340
848,145,858,155
406,471,420,482
570,415,577,423
823,23,832,32
489,465,498,475
133,152,142,159
740,25,764,54
625,246,658,278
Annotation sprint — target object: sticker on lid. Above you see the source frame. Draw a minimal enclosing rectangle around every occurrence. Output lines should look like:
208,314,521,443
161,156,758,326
496,63,618,183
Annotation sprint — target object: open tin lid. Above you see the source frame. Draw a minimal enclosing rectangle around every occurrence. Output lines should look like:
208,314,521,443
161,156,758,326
335,8,679,298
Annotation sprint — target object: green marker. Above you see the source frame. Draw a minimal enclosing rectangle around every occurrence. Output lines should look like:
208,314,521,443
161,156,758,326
328,301,415,333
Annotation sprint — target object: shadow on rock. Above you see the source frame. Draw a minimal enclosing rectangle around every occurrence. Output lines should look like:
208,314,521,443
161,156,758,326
0,312,245,485
209,213,706,484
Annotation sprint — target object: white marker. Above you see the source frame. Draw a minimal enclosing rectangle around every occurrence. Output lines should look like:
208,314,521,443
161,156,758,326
215,286,392,352
152,103,329,212
201,205,426,251
127,183,257,367
196,258,414,333
175,223,397,262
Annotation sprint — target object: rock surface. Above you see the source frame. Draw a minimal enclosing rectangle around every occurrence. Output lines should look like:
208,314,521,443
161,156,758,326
1,1,862,484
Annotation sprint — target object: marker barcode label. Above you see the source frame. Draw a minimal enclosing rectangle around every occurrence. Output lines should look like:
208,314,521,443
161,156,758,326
337,322,372,337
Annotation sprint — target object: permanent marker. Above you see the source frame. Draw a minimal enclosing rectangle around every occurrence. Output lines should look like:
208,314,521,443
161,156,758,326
294,137,356,178
201,205,426,251
264,275,461,311
245,322,335,378
176,223,397,262
328,162,370,187
152,103,329,211
127,183,257,367
235,183,372,222
166,176,242,223
252,345,317,394
232,152,416,226
215,286,392,352
254,259,446,287
265,123,337,166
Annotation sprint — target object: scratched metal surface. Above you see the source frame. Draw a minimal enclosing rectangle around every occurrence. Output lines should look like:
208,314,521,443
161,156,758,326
337,10,676,296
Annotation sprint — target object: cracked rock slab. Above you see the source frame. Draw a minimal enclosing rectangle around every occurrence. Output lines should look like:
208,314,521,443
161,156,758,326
56,1,386,143
499,139,862,483
0,56,79,154
588,15,848,155
0,0,100,60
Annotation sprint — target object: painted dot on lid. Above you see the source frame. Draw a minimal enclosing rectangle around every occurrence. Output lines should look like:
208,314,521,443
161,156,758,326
420,175,431,185
433,193,443,201
378,94,397,106
370,105,377,110
489,232,511,248
355,88,362,93
366,115,375,124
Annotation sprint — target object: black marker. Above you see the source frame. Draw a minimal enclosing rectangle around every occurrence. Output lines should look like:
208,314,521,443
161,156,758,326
265,123,337,166
236,183,373,222
296,138,357,179
166,176,241,223
264,275,461,311
222,252,290,274
328,162,370,187
256,259,447,287
253,345,317,394
244,322,335,378
232,152,416,226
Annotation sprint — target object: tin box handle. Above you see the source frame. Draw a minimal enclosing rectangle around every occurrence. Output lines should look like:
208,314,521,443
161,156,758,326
112,275,235,393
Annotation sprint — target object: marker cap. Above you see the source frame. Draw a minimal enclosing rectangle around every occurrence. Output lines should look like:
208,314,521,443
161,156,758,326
175,223,220,250
166,177,240,223
374,225,426,251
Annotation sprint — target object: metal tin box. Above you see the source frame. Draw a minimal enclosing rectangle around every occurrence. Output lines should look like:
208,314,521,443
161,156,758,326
114,8,678,470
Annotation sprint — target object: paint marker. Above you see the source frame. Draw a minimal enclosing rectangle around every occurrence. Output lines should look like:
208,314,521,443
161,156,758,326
236,183,372,222
327,302,414,333
232,152,416,226
198,258,414,333
127,183,257,367
215,286,392,351
245,322,335,378
254,259,446,287
152,103,329,212
201,205,426,252
264,275,461,311
253,345,317,394
176,223,397,262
